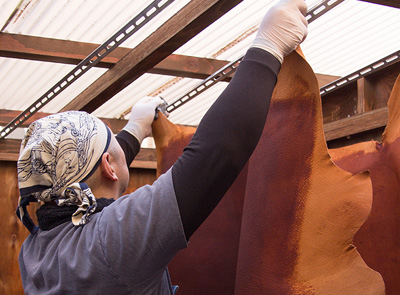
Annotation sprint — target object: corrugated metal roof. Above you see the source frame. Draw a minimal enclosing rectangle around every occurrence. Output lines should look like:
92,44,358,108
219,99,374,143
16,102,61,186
0,0,399,140
302,0,400,76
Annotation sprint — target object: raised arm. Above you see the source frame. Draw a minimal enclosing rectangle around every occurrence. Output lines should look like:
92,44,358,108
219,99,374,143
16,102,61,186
172,0,308,239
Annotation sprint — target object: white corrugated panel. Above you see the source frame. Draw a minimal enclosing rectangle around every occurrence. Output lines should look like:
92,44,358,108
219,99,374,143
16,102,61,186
302,0,400,76
0,0,191,119
0,0,399,139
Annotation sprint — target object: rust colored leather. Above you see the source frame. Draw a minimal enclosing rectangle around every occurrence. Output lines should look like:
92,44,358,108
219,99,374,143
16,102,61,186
234,50,385,294
152,114,196,177
152,114,247,295
329,74,400,295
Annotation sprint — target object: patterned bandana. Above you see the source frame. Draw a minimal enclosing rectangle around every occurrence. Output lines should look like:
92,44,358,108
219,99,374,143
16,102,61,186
16,111,111,234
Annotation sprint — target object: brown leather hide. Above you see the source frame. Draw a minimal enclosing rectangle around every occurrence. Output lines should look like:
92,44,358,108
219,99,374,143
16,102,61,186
152,114,246,295
152,50,385,294
232,50,384,294
329,75,400,295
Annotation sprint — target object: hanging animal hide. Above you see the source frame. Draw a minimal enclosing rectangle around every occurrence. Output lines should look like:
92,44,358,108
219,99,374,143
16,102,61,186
152,49,385,294
233,49,384,294
152,114,246,295
330,74,400,295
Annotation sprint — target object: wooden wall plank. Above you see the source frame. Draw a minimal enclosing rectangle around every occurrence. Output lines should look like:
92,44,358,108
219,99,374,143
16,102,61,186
0,161,156,294
322,84,358,123
0,137,157,169
357,77,382,114
0,161,38,295
364,63,400,110
357,78,367,114
0,139,20,161
322,64,399,126
324,107,388,141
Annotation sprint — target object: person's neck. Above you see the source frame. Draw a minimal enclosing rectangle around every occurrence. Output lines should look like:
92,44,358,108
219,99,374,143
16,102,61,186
89,183,121,200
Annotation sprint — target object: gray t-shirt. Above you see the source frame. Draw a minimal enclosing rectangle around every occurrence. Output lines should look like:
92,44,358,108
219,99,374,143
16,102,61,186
19,169,187,295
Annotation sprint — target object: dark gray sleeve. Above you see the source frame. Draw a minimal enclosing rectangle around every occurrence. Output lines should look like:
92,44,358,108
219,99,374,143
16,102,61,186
172,48,281,239
116,130,141,167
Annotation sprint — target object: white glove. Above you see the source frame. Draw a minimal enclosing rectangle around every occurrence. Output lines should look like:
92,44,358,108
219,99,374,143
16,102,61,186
123,96,163,144
251,0,308,64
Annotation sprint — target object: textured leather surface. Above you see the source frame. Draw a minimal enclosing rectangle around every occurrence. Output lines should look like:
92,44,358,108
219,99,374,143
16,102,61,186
152,114,245,295
152,49,386,294
330,75,400,295
234,50,384,294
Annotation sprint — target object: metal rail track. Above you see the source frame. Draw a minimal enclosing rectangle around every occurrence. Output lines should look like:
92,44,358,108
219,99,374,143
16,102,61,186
0,0,175,139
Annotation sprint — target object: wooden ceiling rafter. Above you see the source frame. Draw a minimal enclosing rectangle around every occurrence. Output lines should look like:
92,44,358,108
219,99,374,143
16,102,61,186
0,33,231,80
60,0,244,113
359,0,400,9
0,109,128,134
0,33,340,86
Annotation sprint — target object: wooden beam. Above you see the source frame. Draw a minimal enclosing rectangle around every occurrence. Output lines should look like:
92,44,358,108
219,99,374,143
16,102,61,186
324,107,388,141
0,33,339,87
60,0,243,113
0,109,127,135
0,138,20,162
322,61,399,125
2,107,388,164
0,137,157,169
0,32,123,68
131,148,157,169
0,33,230,80
359,0,400,9
150,53,230,80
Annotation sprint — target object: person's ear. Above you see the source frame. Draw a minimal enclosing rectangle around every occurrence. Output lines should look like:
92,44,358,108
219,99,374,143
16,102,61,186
100,152,119,181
